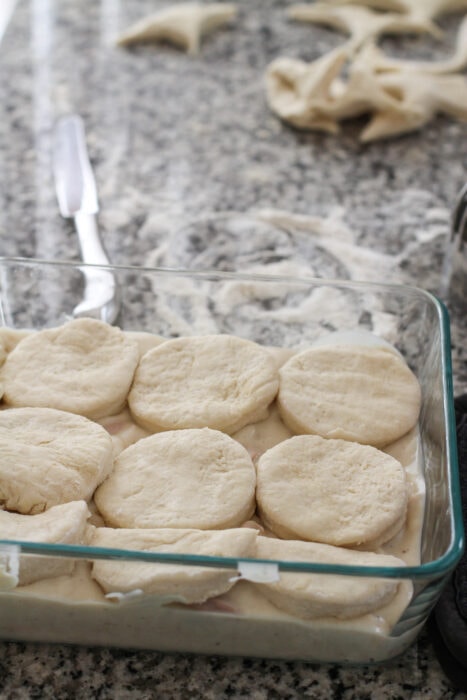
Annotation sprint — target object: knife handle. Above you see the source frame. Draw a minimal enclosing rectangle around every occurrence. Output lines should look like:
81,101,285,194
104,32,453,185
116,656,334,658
72,211,119,324
74,211,111,266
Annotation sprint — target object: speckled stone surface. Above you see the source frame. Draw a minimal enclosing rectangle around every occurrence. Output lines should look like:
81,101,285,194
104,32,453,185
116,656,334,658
0,0,466,697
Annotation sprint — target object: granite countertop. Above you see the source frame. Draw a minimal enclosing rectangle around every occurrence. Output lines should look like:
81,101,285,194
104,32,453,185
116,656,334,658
0,0,466,697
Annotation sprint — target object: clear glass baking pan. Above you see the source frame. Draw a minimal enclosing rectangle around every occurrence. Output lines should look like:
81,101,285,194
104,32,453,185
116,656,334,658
0,256,463,664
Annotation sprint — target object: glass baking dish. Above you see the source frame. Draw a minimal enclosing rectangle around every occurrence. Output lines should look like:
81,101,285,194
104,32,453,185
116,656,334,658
0,256,463,664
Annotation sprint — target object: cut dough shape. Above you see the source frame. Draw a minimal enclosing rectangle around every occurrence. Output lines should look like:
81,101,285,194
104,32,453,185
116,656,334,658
0,407,114,514
128,334,279,434
288,4,439,49
254,536,406,619
0,501,90,586
90,526,257,603
232,401,294,464
116,2,237,54
97,407,151,456
123,330,167,358
256,434,408,547
94,428,256,530
277,344,421,447
2,318,139,420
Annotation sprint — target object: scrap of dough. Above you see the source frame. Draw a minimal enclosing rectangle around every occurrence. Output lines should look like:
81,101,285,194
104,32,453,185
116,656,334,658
0,501,90,586
90,526,258,603
362,71,467,141
277,344,421,447
288,4,439,48
265,45,350,133
128,334,279,434
94,428,256,530
116,3,237,54
0,407,114,514
2,318,140,420
326,0,467,21
254,536,406,620
256,434,408,547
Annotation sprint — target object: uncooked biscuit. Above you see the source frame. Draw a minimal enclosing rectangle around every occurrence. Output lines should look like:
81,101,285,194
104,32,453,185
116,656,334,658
97,407,152,456
277,344,421,447
0,501,90,585
254,536,405,619
232,402,294,463
128,334,279,433
90,526,257,603
2,318,139,420
0,407,114,514
256,434,408,547
95,428,256,529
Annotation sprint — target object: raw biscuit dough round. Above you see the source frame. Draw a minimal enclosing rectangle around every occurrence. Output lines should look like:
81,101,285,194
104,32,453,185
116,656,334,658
0,500,90,585
0,407,114,514
2,318,140,420
256,434,408,547
277,344,421,447
95,427,256,529
128,334,279,433
254,536,405,619
90,526,258,603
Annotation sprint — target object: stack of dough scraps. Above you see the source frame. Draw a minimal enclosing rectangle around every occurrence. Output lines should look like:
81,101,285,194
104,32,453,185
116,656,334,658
267,2,467,140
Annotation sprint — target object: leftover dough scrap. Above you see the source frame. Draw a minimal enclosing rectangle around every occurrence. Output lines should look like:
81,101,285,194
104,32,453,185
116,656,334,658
94,428,256,530
116,2,237,54
90,526,257,603
288,4,439,49
254,536,406,619
256,434,408,547
0,501,90,586
361,70,467,141
128,334,279,434
277,344,421,446
0,407,114,514
326,0,467,21
2,318,140,420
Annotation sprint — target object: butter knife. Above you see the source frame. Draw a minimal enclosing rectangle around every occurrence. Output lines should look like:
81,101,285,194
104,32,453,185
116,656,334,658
53,114,120,324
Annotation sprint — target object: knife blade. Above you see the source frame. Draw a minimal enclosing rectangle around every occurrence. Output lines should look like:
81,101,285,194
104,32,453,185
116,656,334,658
53,114,120,324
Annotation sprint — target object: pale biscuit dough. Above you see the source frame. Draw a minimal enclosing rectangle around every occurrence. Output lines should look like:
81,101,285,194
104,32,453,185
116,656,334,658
123,330,167,358
97,408,152,456
277,344,421,447
95,428,256,530
0,501,90,585
90,526,257,603
128,334,279,433
0,407,114,514
254,536,406,619
232,402,294,463
2,318,139,420
256,435,408,547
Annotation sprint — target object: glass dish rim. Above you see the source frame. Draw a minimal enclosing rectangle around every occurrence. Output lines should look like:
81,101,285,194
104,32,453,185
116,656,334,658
0,255,464,581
